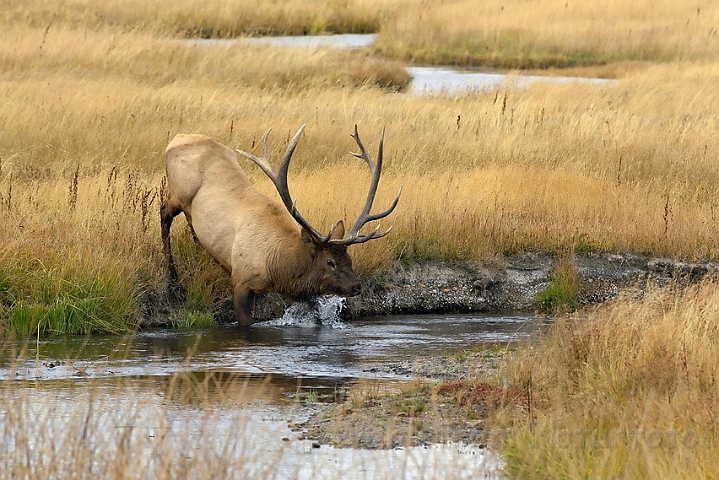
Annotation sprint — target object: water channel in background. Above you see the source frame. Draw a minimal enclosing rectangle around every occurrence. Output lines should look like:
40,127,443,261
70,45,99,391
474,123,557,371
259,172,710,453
1,303,543,479
182,33,618,96
184,33,379,49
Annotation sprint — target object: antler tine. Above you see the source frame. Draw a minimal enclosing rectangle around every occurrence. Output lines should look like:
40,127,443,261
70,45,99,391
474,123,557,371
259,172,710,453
349,224,395,244
235,128,275,179
333,125,402,245
348,125,382,221
237,125,329,242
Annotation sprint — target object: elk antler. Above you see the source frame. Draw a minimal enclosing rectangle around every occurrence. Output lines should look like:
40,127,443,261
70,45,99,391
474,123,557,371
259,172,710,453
237,124,401,245
237,124,333,242
332,125,402,246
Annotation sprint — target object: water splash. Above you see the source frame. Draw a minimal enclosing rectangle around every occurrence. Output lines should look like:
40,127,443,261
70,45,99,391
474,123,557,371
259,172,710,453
267,296,348,328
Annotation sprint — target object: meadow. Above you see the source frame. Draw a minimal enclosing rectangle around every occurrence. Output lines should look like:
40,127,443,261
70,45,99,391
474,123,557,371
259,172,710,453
1,0,719,476
3,0,719,334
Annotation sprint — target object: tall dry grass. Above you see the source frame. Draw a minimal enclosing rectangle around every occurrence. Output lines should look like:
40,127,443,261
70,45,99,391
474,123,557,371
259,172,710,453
2,0,386,37
494,280,719,478
377,0,719,68
5,0,718,68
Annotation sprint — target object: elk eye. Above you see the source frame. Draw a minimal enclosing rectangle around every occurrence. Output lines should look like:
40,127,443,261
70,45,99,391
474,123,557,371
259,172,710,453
326,259,336,269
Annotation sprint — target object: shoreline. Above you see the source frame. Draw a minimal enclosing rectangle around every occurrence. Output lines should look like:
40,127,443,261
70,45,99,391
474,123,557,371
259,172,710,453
140,252,719,327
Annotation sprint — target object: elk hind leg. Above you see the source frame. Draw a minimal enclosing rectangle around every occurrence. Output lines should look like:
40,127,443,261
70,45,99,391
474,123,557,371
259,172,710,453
160,202,182,284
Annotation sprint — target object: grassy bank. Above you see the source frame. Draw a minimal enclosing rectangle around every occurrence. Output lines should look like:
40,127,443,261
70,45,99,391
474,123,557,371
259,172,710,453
493,280,719,478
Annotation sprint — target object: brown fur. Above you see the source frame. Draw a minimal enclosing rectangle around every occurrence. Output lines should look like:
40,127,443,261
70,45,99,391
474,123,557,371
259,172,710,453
161,133,361,326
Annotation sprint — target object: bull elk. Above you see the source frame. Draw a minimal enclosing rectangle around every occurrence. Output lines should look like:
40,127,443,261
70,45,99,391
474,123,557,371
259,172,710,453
161,125,401,326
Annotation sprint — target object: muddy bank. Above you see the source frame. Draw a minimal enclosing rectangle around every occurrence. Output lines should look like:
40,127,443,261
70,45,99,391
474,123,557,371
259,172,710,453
141,252,719,326
344,252,718,317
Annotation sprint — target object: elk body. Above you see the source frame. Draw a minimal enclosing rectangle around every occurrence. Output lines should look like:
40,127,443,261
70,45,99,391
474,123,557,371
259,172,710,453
161,125,401,326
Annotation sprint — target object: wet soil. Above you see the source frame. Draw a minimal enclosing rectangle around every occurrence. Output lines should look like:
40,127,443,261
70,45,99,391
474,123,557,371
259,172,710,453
294,349,525,450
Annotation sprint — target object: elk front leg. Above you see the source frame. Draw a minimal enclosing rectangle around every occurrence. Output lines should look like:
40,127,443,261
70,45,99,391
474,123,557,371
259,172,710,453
232,286,255,327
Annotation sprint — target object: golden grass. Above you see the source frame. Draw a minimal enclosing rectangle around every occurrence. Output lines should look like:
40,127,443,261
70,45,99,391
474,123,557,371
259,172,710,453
2,0,386,37
3,2,719,475
377,0,719,68
0,24,409,95
6,0,718,68
494,280,719,478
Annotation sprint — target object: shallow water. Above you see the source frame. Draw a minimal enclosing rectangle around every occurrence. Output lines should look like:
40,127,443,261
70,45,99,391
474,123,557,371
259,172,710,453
2,304,534,478
407,66,617,96
2,387,502,479
2,305,540,390
182,33,379,49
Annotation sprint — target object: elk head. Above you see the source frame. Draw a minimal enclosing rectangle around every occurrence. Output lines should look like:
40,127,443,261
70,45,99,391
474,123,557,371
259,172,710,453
237,124,402,298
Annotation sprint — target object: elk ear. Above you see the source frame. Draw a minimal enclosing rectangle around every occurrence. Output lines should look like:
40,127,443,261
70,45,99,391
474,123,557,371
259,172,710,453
330,221,345,240
301,228,317,250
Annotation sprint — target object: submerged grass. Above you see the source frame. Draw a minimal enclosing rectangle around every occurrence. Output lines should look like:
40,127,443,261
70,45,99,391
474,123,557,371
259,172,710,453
168,309,215,330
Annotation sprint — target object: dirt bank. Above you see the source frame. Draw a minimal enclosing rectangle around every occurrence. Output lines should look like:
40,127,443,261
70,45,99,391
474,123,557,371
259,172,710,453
344,252,717,317
141,252,719,326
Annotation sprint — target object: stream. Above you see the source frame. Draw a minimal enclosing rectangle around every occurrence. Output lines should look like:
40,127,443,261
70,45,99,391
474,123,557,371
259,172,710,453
1,299,541,479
